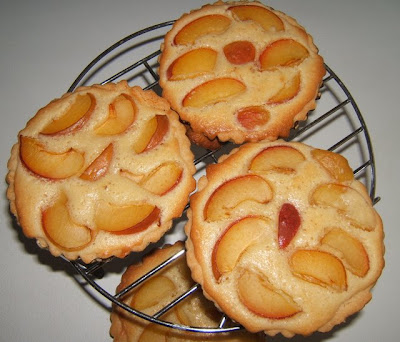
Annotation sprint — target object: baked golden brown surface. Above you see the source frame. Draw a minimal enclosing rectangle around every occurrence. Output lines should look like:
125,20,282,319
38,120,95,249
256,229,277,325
159,1,325,147
6,81,196,263
110,241,263,341
185,140,384,337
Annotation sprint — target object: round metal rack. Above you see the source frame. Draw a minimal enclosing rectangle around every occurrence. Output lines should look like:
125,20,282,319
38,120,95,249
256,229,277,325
67,20,380,334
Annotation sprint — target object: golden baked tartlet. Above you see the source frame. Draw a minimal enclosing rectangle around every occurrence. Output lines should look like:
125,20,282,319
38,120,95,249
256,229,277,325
159,1,325,148
6,81,196,263
185,140,384,337
110,241,262,341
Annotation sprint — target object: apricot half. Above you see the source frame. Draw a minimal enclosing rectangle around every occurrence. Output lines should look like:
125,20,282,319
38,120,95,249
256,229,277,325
20,136,84,179
223,40,256,65
204,175,273,221
236,106,270,130
174,15,231,45
40,93,95,135
182,78,246,108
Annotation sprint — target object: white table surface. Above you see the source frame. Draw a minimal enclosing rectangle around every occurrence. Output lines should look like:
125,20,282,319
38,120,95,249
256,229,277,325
1,1,399,341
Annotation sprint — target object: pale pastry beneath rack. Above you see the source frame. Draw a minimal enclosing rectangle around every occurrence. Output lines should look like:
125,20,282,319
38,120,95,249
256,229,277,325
110,241,264,341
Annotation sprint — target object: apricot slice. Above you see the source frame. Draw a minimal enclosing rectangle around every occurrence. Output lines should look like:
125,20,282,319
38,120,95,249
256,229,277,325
42,192,92,250
182,78,246,108
223,40,256,65
311,149,354,182
204,175,273,221
236,106,270,130
321,228,369,277
167,48,217,80
212,217,268,280
95,94,136,135
40,93,95,135
80,144,113,181
267,73,301,104
260,39,309,70
278,203,301,249
130,275,176,310
229,5,284,32
290,250,347,291
133,115,169,154
94,201,158,233
140,162,182,196
174,15,231,45
310,183,376,231
20,136,84,179
249,145,305,174
238,270,301,319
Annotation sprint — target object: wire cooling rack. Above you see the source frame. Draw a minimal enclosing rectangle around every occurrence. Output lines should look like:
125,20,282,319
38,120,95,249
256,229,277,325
66,20,380,333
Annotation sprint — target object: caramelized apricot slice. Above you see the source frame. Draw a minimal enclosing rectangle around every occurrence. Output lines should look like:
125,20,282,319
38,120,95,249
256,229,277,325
182,78,246,108
321,228,369,277
212,217,268,280
260,39,309,70
249,145,305,174
20,136,84,179
290,250,347,291
95,94,136,135
174,15,231,45
134,115,169,154
236,106,270,130
167,48,217,80
229,5,284,32
40,93,95,135
310,183,376,231
204,175,273,221
267,73,301,104
238,270,301,318
223,40,256,65
80,144,113,181
42,193,92,250
311,149,354,182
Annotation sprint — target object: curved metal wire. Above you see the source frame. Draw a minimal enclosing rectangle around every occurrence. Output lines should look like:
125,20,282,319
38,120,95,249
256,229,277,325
67,21,379,333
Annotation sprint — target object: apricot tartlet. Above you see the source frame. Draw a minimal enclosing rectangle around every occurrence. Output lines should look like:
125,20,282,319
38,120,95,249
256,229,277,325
6,81,196,263
110,241,263,341
185,140,384,337
159,1,325,148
